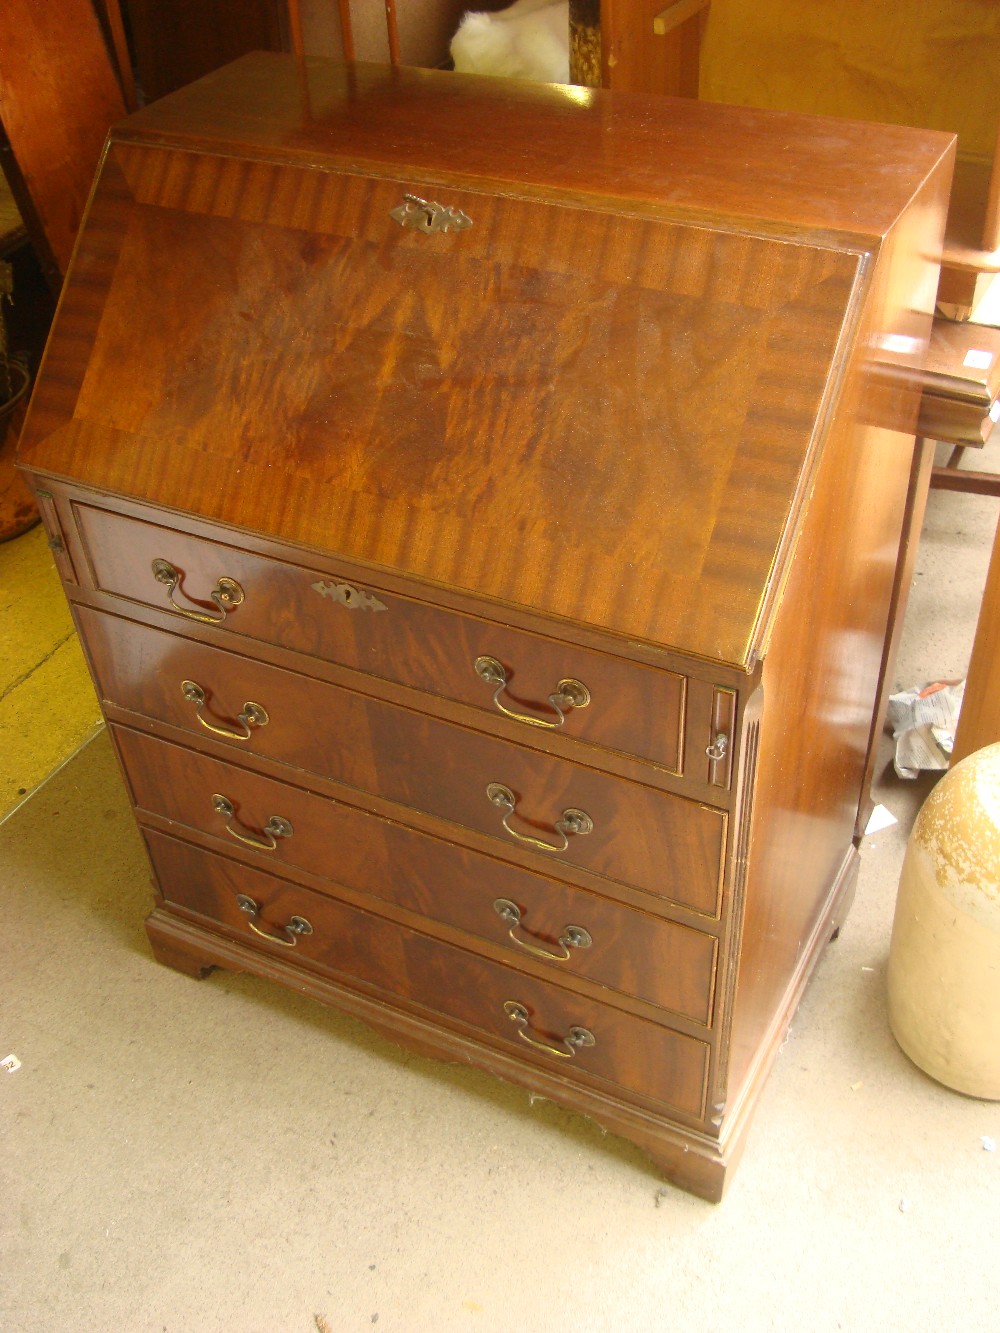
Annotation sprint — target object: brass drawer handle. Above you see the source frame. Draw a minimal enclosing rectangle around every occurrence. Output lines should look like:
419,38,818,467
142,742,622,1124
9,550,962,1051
492,899,592,961
181,680,269,740
486,783,593,854
211,793,293,851
474,656,589,730
235,893,312,947
152,558,244,624
503,1001,595,1059
706,732,729,762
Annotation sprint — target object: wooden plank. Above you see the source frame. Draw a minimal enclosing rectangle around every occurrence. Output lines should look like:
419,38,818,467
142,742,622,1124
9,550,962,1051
930,467,1000,496
653,0,710,37
608,0,708,97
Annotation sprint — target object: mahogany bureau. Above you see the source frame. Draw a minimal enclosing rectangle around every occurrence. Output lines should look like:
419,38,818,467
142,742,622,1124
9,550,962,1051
18,55,953,1200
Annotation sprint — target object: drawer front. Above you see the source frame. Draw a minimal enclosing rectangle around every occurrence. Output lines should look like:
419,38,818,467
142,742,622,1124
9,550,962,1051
146,830,710,1118
116,726,718,1023
72,501,687,772
81,608,726,913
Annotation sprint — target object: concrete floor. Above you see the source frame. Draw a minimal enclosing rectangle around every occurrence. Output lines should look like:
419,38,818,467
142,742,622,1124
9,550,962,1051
2,473,999,1332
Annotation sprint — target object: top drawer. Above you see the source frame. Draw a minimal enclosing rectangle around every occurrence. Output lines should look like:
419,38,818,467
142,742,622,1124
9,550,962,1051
72,501,688,774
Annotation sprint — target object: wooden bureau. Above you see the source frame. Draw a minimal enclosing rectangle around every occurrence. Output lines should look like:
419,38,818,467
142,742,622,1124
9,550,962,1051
17,55,953,1200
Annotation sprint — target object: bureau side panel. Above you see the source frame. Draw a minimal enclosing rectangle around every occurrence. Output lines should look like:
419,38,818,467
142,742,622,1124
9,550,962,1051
724,153,953,1110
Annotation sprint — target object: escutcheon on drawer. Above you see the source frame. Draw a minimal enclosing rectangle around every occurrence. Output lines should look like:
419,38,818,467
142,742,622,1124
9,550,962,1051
72,500,688,773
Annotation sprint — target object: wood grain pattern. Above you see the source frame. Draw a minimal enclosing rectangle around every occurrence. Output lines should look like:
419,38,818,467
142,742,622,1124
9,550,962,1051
73,499,689,773
725,162,953,1103
105,56,952,241
146,829,711,1119
23,134,863,666
116,725,718,1022
143,902,733,1199
82,607,727,913
16,60,956,1198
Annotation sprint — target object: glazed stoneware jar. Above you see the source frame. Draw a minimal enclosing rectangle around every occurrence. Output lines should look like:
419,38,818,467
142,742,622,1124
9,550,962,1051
887,742,1000,1098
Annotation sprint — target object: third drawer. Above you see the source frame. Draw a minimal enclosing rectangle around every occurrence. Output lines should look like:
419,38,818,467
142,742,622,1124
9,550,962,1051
116,725,718,1025
81,607,727,915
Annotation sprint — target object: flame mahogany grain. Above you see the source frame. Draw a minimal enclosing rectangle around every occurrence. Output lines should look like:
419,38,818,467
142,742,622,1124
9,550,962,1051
19,58,954,1198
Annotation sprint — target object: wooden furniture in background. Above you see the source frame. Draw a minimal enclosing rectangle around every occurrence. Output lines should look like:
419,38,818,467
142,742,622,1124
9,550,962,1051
18,56,952,1199
952,515,1000,764
919,319,1000,497
919,320,1000,452
0,0,126,290
122,0,469,97
93,0,140,112
570,0,709,93
936,122,1000,319
123,0,288,103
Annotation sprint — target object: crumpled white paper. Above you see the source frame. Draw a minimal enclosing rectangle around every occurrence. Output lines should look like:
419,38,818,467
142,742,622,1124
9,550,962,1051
885,680,965,779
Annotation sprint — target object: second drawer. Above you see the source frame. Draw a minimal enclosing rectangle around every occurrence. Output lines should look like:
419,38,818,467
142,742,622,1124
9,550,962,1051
81,608,727,914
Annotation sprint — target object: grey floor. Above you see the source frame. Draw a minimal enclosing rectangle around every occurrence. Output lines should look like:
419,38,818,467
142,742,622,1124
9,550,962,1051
3,474,1000,1333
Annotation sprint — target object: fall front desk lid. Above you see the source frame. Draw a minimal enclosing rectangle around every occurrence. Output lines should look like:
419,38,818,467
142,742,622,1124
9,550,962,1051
21,57,947,668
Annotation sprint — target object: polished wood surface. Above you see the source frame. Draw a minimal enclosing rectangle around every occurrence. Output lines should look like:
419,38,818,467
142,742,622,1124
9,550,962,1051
19,60,954,1199
728,167,952,1095
102,56,950,239
80,607,727,912
73,498,689,772
146,830,711,1118
19,59,953,665
25,139,860,667
918,319,1000,447
116,725,718,1022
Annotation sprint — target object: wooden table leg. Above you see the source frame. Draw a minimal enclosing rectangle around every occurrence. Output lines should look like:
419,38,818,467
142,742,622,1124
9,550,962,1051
952,506,1000,764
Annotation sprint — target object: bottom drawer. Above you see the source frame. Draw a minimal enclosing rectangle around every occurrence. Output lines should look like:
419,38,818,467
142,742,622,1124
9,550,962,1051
145,830,710,1120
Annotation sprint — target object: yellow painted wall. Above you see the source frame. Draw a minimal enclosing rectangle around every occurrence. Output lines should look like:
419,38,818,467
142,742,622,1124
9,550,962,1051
700,0,1000,161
